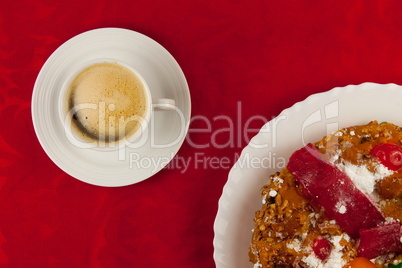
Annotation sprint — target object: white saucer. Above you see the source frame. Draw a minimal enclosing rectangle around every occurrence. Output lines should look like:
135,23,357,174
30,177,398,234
31,28,191,187
213,83,402,267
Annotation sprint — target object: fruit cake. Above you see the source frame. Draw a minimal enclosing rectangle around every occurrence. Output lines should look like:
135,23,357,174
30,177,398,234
249,121,402,268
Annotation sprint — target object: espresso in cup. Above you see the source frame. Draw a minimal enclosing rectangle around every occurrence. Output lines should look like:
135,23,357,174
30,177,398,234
65,62,148,144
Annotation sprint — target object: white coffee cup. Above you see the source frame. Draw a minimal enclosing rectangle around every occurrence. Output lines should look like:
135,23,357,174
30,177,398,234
58,58,175,151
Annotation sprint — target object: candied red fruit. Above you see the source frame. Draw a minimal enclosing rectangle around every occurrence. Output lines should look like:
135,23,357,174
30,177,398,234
371,143,402,170
287,144,385,238
312,237,332,261
358,221,402,259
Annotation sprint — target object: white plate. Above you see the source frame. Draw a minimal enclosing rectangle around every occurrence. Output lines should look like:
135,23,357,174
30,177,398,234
31,28,191,187
213,83,402,267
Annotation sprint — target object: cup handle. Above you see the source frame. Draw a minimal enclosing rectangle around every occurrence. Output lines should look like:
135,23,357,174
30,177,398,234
152,98,176,111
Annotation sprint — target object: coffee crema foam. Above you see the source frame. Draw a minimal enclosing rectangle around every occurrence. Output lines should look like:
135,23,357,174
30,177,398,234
66,62,148,144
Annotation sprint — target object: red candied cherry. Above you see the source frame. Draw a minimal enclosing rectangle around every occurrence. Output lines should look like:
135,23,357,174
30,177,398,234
312,237,332,261
370,143,402,170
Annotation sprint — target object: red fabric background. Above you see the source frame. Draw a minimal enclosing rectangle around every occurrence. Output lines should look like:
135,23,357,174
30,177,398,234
2,1,402,267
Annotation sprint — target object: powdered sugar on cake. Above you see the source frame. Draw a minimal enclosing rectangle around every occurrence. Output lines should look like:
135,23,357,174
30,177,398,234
336,161,393,196
302,235,350,268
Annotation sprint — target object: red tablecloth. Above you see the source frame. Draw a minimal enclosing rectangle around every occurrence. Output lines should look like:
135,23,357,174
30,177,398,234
2,1,402,267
